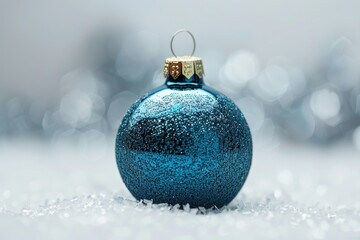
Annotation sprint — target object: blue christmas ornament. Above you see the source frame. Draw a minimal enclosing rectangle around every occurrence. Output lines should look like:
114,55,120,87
115,30,252,208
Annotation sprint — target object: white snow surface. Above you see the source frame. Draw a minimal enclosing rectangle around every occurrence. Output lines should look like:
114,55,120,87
0,139,359,240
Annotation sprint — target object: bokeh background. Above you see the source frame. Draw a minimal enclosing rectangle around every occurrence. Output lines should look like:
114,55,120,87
1,0,360,148
1,1,360,239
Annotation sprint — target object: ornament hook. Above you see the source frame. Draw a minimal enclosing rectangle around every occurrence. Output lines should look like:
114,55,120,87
170,29,196,57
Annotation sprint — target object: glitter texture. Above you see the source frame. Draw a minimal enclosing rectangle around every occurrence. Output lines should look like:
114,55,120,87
115,77,252,208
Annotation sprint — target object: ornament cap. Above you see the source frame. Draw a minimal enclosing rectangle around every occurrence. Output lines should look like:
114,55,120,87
163,56,204,80
164,29,205,85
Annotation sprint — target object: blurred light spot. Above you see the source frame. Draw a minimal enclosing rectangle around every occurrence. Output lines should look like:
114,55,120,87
279,68,307,108
278,169,294,186
88,95,106,123
221,51,259,88
60,90,93,127
42,111,59,134
257,65,289,101
236,97,264,131
301,103,317,139
255,119,280,150
327,37,358,91
61,70,96,95
330,36,352,55
353,126,360,150
310,88,341,121
278,98,316,140
273,189,282,199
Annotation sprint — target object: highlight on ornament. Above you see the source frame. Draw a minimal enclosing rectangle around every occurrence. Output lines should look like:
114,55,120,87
115,29,253,209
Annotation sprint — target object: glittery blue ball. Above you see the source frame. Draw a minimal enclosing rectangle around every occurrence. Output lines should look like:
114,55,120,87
115,82,252,208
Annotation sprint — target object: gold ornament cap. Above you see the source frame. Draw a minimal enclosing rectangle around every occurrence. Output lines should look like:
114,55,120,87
163,29,205,80
163,56,204,80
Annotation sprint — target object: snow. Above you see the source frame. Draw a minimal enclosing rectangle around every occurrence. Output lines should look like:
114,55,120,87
0,139,359,240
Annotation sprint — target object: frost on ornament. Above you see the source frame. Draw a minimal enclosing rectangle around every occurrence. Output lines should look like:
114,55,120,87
115,85,252,208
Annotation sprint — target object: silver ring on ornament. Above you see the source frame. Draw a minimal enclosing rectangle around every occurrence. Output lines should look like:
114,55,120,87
170,29,196,57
